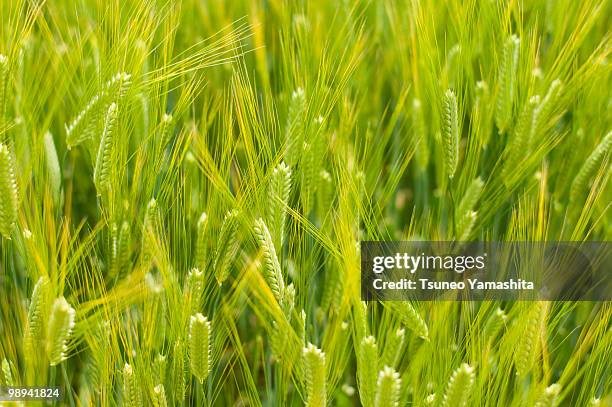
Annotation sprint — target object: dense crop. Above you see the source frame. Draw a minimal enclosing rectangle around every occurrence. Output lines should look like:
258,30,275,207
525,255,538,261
0,0,610,405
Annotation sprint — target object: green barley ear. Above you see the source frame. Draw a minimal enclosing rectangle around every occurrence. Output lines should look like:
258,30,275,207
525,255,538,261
122,363,143,407
413,98,429,171
46,296,76,366
316,169,333,219
194,212,209,269
1,358,15,386
388,302,429,340
442,89,459,178
483,307,507,342
441,363,475,407
457,210,478,241
184,268,205,314
534,79,563,136
266,162,292,250
424,393,437,405
535,383,561,407
65,72,131,148
269,320,287,360
0,143,18,238
111,221,131,277
152,353,167,386
43,132,62,206
285,88,306,166
213,209,240,285
569,132,612,202
188,313,211,384
375,366,401,407
25,276,51,352
171,341,188,403
0,54,7,126
321,256,343,312
456,177,484,221
514,301,549,376
152,384,168,407
358,335,379,407
381,328,405,369
253,218,285,303
141,198,162,267
502,95,540,182
159,113,174,149
354,300,368,341
93,102,119,195
303,343,326,407
281,283,295,319
496,35,520,133
589,397,602,406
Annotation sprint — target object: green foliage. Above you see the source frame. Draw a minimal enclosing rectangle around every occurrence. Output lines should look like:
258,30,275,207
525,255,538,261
0,0,610,405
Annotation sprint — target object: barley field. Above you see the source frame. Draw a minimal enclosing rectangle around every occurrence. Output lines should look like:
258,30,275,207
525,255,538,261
0,0,610,406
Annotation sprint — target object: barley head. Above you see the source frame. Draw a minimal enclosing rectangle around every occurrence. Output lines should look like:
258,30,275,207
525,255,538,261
253,217,285,303
535,383,561,407
442,89,459,178
93,102,119,194
374,366,401,407
122,363,143,407
0,143,18,238
152,384,168,407
213,209,240,284
358,335,379,407
188,313,211,384
46,296,76,366
303,343,326,407
194,211,209,269
441,363,475,407
496,35,520,133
